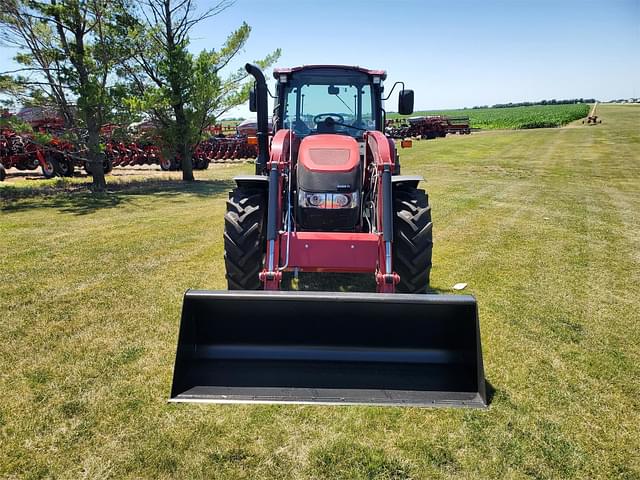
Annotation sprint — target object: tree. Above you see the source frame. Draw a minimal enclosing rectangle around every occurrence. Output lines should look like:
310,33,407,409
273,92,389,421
0,0,134,191
122,0,280,181
0,74,25,108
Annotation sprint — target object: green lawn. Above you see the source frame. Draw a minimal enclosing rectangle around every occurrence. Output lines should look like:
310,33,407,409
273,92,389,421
1,104,639,479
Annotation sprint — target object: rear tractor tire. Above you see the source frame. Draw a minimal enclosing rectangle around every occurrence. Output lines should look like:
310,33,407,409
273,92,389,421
223,187,267,290
0,164,6,182
103,157,113,174
393,185,433,293
58,159,74,177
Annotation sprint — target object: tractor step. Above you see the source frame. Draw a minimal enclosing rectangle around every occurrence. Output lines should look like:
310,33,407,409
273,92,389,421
170,290,487,408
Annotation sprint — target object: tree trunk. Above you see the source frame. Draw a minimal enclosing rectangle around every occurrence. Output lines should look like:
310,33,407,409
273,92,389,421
86,116,107,191
175,104,194,181
181,140,194,181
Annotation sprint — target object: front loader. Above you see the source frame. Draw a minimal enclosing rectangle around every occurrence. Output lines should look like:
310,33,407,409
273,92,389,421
170,64,487,407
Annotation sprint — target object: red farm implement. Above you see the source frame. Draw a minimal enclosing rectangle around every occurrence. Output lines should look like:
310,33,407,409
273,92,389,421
444,116,471,134
1,112,95,180
386,116,447,139
386,115,471,140
0,126,62,179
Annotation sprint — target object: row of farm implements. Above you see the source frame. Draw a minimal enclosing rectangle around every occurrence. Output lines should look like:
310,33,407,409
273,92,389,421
0,113,261,181
385,115,471,140
2,112,469,182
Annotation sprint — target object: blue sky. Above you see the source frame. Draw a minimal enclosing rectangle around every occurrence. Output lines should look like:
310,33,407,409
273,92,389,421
191,0,639,115
1,0,638,116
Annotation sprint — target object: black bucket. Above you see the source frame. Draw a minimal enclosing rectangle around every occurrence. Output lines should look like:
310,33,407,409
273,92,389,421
170,290,486,408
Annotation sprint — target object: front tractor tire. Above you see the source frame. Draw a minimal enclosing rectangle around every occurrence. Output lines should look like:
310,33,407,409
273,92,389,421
41,154,58,179
393,186,433,293
223,187,267,290
159,156,175,171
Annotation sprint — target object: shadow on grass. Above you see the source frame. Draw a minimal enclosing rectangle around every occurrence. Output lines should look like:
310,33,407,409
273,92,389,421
287,272,450,294
1,178,234,215
286,272,377,292
485,380,496,406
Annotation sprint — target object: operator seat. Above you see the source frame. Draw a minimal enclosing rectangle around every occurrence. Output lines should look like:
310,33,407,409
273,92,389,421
317,117,337,134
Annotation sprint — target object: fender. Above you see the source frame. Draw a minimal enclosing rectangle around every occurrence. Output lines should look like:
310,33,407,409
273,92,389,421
233,175,269,189
391,175,423,189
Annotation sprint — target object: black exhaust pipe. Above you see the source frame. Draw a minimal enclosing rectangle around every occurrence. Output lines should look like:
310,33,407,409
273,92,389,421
170,290,487,408
245,63,269,175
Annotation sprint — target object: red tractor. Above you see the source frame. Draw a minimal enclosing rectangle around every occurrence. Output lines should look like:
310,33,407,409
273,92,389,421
170,64,486,408
227,66,432,293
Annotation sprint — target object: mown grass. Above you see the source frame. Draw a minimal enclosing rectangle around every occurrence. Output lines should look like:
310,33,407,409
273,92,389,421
1,105,639,479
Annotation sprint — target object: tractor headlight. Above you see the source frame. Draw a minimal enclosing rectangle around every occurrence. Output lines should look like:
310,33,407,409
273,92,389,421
333,193,350,208
298,190,359,209
308,193,326,207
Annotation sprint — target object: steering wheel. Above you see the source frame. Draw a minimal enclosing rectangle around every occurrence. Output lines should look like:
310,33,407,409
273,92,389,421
313,113,345,125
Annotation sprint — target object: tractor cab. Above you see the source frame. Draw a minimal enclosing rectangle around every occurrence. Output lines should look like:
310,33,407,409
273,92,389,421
271,65,413,139
273,66,385,139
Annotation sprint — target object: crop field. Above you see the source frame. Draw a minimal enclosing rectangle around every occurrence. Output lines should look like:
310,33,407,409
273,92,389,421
391,103,591,130
1,104,639,479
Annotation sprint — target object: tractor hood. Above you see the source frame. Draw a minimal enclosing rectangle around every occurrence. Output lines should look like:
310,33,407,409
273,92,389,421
297,135,361,193
298,135,360,173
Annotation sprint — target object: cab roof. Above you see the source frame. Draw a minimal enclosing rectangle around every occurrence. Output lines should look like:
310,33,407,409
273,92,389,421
273,65,387,80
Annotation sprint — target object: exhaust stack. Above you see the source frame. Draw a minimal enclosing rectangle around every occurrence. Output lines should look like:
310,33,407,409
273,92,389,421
245,63,270,174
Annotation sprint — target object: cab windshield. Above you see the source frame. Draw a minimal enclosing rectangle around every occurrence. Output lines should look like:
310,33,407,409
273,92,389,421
282,71,374,138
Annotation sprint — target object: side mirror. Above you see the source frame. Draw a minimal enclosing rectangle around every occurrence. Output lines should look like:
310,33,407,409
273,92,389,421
249,87,257,112
398,89,414,115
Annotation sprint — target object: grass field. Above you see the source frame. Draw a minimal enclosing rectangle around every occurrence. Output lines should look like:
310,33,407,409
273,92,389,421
1,104,639,479
390,104,591,130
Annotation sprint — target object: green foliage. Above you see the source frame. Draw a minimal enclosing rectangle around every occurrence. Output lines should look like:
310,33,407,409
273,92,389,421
32,131,53,145
0,0,135,128
0,114,32,134
123,7,280,162
0,75,24,108
489,98,596,108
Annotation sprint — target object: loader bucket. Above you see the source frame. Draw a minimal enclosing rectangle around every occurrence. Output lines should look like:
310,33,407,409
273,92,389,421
170,290,487,408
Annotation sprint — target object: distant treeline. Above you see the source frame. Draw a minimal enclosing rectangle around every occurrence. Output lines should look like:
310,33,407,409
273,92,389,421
471,99,596,109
